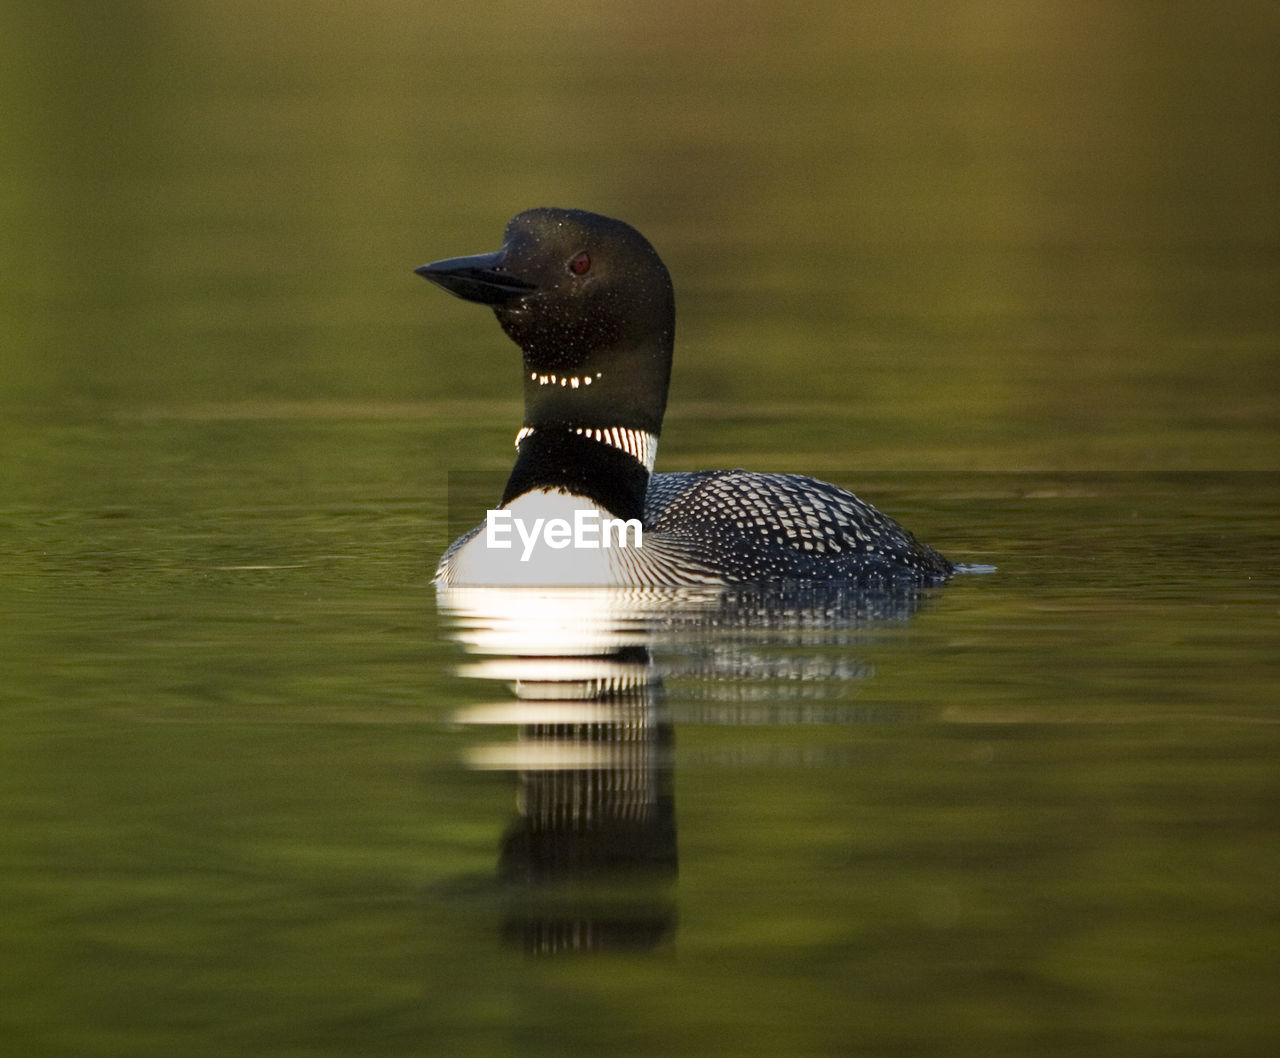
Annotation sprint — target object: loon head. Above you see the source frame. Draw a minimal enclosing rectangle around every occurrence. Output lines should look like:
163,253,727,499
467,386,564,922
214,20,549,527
416,208,675,437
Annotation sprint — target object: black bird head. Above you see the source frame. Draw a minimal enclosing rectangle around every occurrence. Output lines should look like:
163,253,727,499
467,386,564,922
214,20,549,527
416,208,675,436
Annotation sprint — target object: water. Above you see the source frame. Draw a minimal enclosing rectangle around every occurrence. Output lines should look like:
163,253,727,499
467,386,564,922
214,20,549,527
4,426,1276,1055
3,2,1279,1055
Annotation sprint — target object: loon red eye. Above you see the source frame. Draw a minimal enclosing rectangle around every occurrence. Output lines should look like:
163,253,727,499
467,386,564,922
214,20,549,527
569,251,591,276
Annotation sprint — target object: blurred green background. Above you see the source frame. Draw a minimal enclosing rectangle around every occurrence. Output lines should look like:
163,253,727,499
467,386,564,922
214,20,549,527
3,0,1277,469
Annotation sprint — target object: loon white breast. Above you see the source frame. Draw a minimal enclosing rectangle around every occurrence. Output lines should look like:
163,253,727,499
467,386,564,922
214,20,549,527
417,207,954,588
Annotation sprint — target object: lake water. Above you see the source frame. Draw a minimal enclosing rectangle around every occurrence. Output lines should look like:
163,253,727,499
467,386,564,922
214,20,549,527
3,3,1278,1056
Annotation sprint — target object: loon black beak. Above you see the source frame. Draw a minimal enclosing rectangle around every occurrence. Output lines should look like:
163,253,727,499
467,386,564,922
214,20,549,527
414,251,537,306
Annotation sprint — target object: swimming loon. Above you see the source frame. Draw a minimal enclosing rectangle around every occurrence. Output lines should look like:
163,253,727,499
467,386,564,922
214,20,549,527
417,208,953,587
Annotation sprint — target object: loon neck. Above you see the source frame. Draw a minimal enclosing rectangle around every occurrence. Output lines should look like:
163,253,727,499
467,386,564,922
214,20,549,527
501,425,655,523
518,333,673,439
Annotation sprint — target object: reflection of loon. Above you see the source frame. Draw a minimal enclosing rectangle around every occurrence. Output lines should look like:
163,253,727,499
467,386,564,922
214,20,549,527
475,661,676,955
449,592,678,955
441,585,935,954
468,647,676,879
417,207,956,587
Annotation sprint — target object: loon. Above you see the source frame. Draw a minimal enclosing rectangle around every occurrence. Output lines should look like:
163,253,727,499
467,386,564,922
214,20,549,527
417,208,954,588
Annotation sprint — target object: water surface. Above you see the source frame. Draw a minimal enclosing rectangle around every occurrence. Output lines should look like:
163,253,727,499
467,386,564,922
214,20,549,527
4,422,1276,1054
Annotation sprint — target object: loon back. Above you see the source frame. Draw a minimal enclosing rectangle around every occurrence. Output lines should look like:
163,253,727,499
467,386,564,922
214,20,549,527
644,471,951,583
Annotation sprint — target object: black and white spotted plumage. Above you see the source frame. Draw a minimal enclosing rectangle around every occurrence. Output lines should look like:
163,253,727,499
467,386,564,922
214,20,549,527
643,470,952,584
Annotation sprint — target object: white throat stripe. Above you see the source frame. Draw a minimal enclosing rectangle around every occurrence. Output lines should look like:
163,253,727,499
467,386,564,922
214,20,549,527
530,371,601,388
515,426,658,473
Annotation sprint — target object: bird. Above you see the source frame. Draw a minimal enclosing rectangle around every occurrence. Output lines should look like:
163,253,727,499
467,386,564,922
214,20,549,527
416,208,955,588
